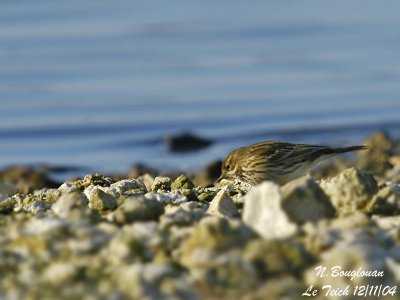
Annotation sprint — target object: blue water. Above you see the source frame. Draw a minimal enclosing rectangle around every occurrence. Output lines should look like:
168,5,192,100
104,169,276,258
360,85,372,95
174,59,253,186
1,1,400,178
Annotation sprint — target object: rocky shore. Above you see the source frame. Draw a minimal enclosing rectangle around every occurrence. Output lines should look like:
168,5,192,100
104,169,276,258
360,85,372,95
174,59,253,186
0,132,400,300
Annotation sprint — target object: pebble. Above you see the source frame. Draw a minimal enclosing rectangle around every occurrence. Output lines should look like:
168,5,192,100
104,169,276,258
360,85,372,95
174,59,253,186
207,189,238,218
242,182,298,239
1,133,400,300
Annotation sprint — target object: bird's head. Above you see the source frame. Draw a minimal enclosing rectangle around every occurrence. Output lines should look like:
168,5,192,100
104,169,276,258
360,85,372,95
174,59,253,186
216,148,242,183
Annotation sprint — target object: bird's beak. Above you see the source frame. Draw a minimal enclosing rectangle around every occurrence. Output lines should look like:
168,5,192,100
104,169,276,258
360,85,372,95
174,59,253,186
215,175,224,183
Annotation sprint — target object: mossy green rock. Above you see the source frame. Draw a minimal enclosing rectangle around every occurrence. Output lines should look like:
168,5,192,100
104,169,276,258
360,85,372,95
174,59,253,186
71,173,115,191
45,189,62,204
180,188,198,202
171,175,194,190
89,188,118,211
110,179,147,194
197,190,217,202
320,167,378,216
151,176,172,192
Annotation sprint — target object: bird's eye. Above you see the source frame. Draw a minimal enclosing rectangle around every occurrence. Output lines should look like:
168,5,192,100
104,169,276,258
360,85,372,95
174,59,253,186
225,164,230,170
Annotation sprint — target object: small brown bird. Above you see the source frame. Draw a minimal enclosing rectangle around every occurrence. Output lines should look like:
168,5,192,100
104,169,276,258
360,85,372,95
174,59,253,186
217,141,367,186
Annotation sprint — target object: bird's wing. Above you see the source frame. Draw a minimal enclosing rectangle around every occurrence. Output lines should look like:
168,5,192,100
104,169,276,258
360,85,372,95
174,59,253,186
276,143,334,163
246,141,295,161
247,141,333,164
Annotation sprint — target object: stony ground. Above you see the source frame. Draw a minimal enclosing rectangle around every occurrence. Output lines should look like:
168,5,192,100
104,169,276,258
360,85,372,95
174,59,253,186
0,131,400,300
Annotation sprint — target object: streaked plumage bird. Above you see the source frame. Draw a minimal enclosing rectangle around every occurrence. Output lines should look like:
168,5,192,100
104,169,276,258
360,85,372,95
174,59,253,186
217,141,367,185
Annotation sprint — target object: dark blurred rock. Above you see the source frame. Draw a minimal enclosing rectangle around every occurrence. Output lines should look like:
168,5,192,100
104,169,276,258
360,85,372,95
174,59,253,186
359,131,396,175
193,159,222,187
164,132,212,152
0,182,17,197
0,165,59,194
281,177,335,223
310,157,349,180
369,183,400,215
0,196,17,213
125,163,158,179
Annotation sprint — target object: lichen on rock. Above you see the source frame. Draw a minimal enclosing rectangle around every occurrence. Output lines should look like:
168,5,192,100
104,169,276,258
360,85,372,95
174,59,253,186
1,131,400,299
320,167,378,216
171,175,195,190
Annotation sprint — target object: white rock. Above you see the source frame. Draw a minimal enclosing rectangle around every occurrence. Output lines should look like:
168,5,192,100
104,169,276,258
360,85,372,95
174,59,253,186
83,184,97,199
52,191,87,218
84,179,147,200
41,262,79,285
58,182,78,193
320,167,378,216
242,182,298,239
145,190,188,205
138,173,154,191
110,178,147,194
372,215,400,229
233,179,253,193
145,192,174,204
207,190,238,218
24,217,70,236
25,200,50,215
127,221,162,248
167,190,188,204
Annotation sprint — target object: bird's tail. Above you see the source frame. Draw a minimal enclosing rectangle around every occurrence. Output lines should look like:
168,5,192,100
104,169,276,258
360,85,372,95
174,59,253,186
334,145,368,154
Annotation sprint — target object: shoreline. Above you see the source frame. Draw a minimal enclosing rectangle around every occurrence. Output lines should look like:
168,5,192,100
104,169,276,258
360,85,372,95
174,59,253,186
0,131,399,298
